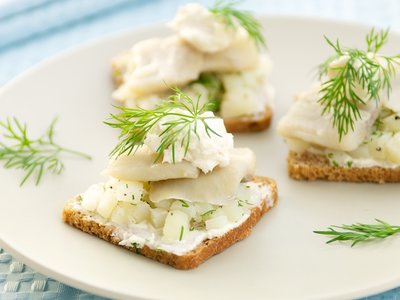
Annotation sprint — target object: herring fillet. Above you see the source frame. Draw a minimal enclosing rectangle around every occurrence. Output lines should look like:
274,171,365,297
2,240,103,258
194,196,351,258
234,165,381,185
277,86,380,152
120,36,204,97
149,148,256,205
103,148,200,182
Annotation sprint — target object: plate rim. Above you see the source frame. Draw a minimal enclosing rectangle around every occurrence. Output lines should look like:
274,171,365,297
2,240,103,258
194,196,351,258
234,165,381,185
0,14,399,300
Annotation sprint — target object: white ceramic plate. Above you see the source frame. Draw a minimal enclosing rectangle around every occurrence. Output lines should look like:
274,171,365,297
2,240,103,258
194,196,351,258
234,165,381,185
1,16,400,300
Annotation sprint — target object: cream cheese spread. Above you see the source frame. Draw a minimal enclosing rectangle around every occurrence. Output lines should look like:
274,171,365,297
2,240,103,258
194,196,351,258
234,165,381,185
74,181,273,256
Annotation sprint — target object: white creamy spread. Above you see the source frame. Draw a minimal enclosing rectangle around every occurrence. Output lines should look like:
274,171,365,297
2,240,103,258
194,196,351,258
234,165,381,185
74,181,273,256
278,51,400,168
112,3,273,119
307,146,400,169
144,108,234,173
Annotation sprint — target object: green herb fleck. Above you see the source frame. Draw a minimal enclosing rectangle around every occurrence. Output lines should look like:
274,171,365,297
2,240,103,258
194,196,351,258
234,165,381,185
131,242,141,254
190,218,205,231
238,199,255,207
178,199,189,208
201,209,216,217
179,225,185,241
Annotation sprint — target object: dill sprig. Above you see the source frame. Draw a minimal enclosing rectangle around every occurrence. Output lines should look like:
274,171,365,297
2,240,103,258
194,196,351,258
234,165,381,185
105,88,221,162
314,219,400,247
318,28,400,140
209,0,266,48
0,117,91,186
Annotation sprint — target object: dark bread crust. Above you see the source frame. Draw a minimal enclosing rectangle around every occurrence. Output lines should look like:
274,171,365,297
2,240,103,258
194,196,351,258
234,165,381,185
288,151,400,183
223,106,272,133
62,176,277,270
111,53,272,133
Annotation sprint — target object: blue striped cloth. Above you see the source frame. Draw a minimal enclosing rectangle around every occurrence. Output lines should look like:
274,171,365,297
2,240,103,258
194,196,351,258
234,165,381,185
1,0,400,299
0,0,144,52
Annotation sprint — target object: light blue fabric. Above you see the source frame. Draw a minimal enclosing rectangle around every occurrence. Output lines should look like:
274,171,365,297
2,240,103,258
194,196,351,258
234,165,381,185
1,0,400,299
0,0,144,52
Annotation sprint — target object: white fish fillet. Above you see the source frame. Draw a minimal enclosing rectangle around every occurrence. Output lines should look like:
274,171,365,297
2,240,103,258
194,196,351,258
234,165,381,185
277,83,380,151
103,146,200,182
149,148,256,205
122,36,203,97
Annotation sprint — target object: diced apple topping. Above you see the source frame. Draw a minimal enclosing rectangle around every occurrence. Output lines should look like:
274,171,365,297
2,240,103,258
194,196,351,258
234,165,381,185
150,208,168,228
205,215,229,230
80,178,259,242
163,210,190,242
97,190,118,219
385,133,400,164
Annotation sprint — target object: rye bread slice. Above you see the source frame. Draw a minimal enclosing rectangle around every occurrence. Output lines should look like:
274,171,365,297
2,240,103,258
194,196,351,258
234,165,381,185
288,151,400,183
62,176,277,270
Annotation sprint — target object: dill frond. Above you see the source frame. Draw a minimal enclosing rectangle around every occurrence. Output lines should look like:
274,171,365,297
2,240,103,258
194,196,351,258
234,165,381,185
105,88,221,162
314,219,400,247
318,28,400,140
209,0,266,48
0,117,91,186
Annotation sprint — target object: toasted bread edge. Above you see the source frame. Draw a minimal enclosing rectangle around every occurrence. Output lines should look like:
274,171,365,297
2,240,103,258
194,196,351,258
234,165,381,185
288,151,400,183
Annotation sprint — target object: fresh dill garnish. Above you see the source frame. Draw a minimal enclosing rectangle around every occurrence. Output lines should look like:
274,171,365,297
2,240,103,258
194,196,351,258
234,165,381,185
209,0,266,48
105,88,220,161
318,28,400,140
0,117,91,186
314,219,400,247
